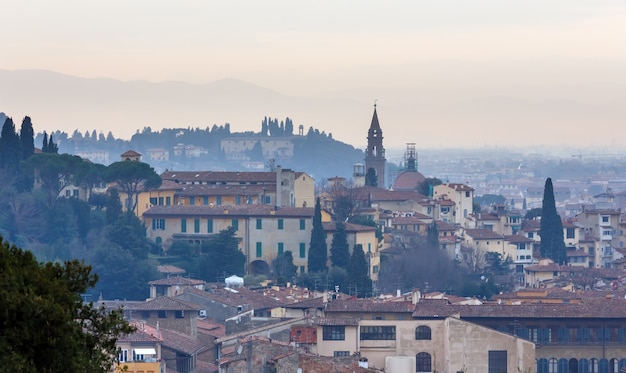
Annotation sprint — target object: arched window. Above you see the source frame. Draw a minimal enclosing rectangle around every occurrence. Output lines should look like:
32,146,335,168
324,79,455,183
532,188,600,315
416,352,431,373
590,358,599,373
537,358,549,373
579,358,590,373
569,358,578,373
415,325,432,340
609,358,619,373
548,358,558,373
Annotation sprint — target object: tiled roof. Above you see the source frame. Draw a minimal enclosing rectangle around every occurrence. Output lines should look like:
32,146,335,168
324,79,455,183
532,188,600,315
391,216,428,225
521,219,541,231
159,327,206,355
143,205,314,218
435,220,457,231
161,171,277,183
464,229,504,240
353,187,427,203
119,325,163,343
131,296,202,311
325,299,415,313
393,171,426,190
444,183,474,192
149,277,205,286
315,317,360,326
505,234,533,243
175,183,275,196
412,298,626,319
322,222,377,233
121,150,142,157
282,297,326,309
183,287,284,310
566,250,589,257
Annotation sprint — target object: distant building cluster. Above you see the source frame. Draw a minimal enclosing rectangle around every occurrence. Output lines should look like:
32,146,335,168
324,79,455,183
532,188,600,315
52,106,626,372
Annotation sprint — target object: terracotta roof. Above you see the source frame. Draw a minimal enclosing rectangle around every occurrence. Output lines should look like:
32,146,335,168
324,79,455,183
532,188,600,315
566,250,589,258
119,325,163,343
325,299,415,313
521,219,541,231
282,297,326,310
322,222,377,233
393,170,426,190
391,216,429,225
143,205,314,218
505,234,533,243
121,150,142,157
412,297,626,319
131,296,202,311
182,287,284,310
149,277,205,286
443,183,474,192
315,317,360,326
161,170,277,183
158,327,206,355
464,229,504,240
175,183,276,196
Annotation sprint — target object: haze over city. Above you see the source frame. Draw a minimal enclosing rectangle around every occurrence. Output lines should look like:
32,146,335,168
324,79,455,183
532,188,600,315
2,1,626,150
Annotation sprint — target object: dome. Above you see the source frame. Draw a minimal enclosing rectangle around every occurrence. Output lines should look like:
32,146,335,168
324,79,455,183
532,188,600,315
393,170,426,191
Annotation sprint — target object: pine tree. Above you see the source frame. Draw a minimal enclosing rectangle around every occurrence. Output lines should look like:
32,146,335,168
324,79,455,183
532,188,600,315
539,178,567,264
330,222,350,270
19,116,35,160
308,197,328,273
348,244,373,298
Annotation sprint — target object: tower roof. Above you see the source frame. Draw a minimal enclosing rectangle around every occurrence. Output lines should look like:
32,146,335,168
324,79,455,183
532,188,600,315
369,107,381,132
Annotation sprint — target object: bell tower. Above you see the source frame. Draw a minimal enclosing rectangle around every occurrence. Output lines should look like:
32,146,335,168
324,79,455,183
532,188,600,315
364,103,386,188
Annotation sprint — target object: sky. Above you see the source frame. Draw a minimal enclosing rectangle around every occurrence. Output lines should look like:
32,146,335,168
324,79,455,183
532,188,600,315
2,1,626,150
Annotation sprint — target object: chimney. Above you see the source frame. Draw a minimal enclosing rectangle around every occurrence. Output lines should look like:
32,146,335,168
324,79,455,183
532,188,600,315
223,208,229,214
412,288,421,304
396,289,401,297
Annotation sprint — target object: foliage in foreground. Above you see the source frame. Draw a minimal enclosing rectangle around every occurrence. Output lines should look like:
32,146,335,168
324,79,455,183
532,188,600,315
0,236,134,372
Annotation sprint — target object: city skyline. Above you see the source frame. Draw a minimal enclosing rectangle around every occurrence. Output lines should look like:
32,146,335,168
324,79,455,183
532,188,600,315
2,1,626,149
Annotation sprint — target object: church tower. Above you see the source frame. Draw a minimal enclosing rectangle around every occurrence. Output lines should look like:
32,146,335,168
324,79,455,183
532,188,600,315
364,104,386,188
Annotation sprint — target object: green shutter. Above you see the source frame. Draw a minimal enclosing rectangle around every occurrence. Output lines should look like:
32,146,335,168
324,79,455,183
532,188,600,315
256,242,262,257
207,219,213,233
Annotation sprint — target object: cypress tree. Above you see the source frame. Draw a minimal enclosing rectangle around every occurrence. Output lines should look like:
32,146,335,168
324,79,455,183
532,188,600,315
0,117,22,173
19,116,35,160
42,132,49,153
348,244,373,298
330,222,350,270
365,167,378,187
539,178,567,264
427,221,439,249
308,197,328,273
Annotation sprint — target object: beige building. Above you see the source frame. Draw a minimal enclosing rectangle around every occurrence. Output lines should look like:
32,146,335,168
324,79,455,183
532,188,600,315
323,221,381,282
316,298,534,372
143,205,315,275
433,183,475,225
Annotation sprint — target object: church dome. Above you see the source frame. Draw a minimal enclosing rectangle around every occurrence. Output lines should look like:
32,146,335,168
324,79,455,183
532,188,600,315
393,170,426,191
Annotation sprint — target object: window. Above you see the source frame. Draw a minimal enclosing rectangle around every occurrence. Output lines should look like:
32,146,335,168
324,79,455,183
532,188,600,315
517,243,526,250
528,232,534,239
72,189,79,197
323,326,345,340
360,326,395,340
256,218,262,229
334,351,350,357
465,191,470,197
548,358,558,373
265,195,271,204
118,349,128,363
416,352,432,372
231,219,238,231
278,219,284,230
299,243,306,258
65,190,71,197
203,196,209,205
441,206,450,214
256,242,262,258
566,228,575,239
207,219,213,233
158,197,164,205
235,195,241,205
415,325,431,340
216,196,222,205
488,350,507,373
300,265,305,273
158,310,167,318
189,196,195,205
175,310,184,319
194,219,200,233
299,219,306,230
132,350,144,362
150,197,158,205
181,219,187,233
602,216,610,223
152,219,166,230
278,242,284,255
166,196,171,205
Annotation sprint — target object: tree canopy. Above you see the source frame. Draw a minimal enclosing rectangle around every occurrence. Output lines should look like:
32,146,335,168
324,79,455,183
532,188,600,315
0,236,134,372
105,160,162,212
330,222,350,270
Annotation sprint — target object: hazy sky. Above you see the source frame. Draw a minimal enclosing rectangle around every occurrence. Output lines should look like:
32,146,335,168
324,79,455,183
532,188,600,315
3,1,626,150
